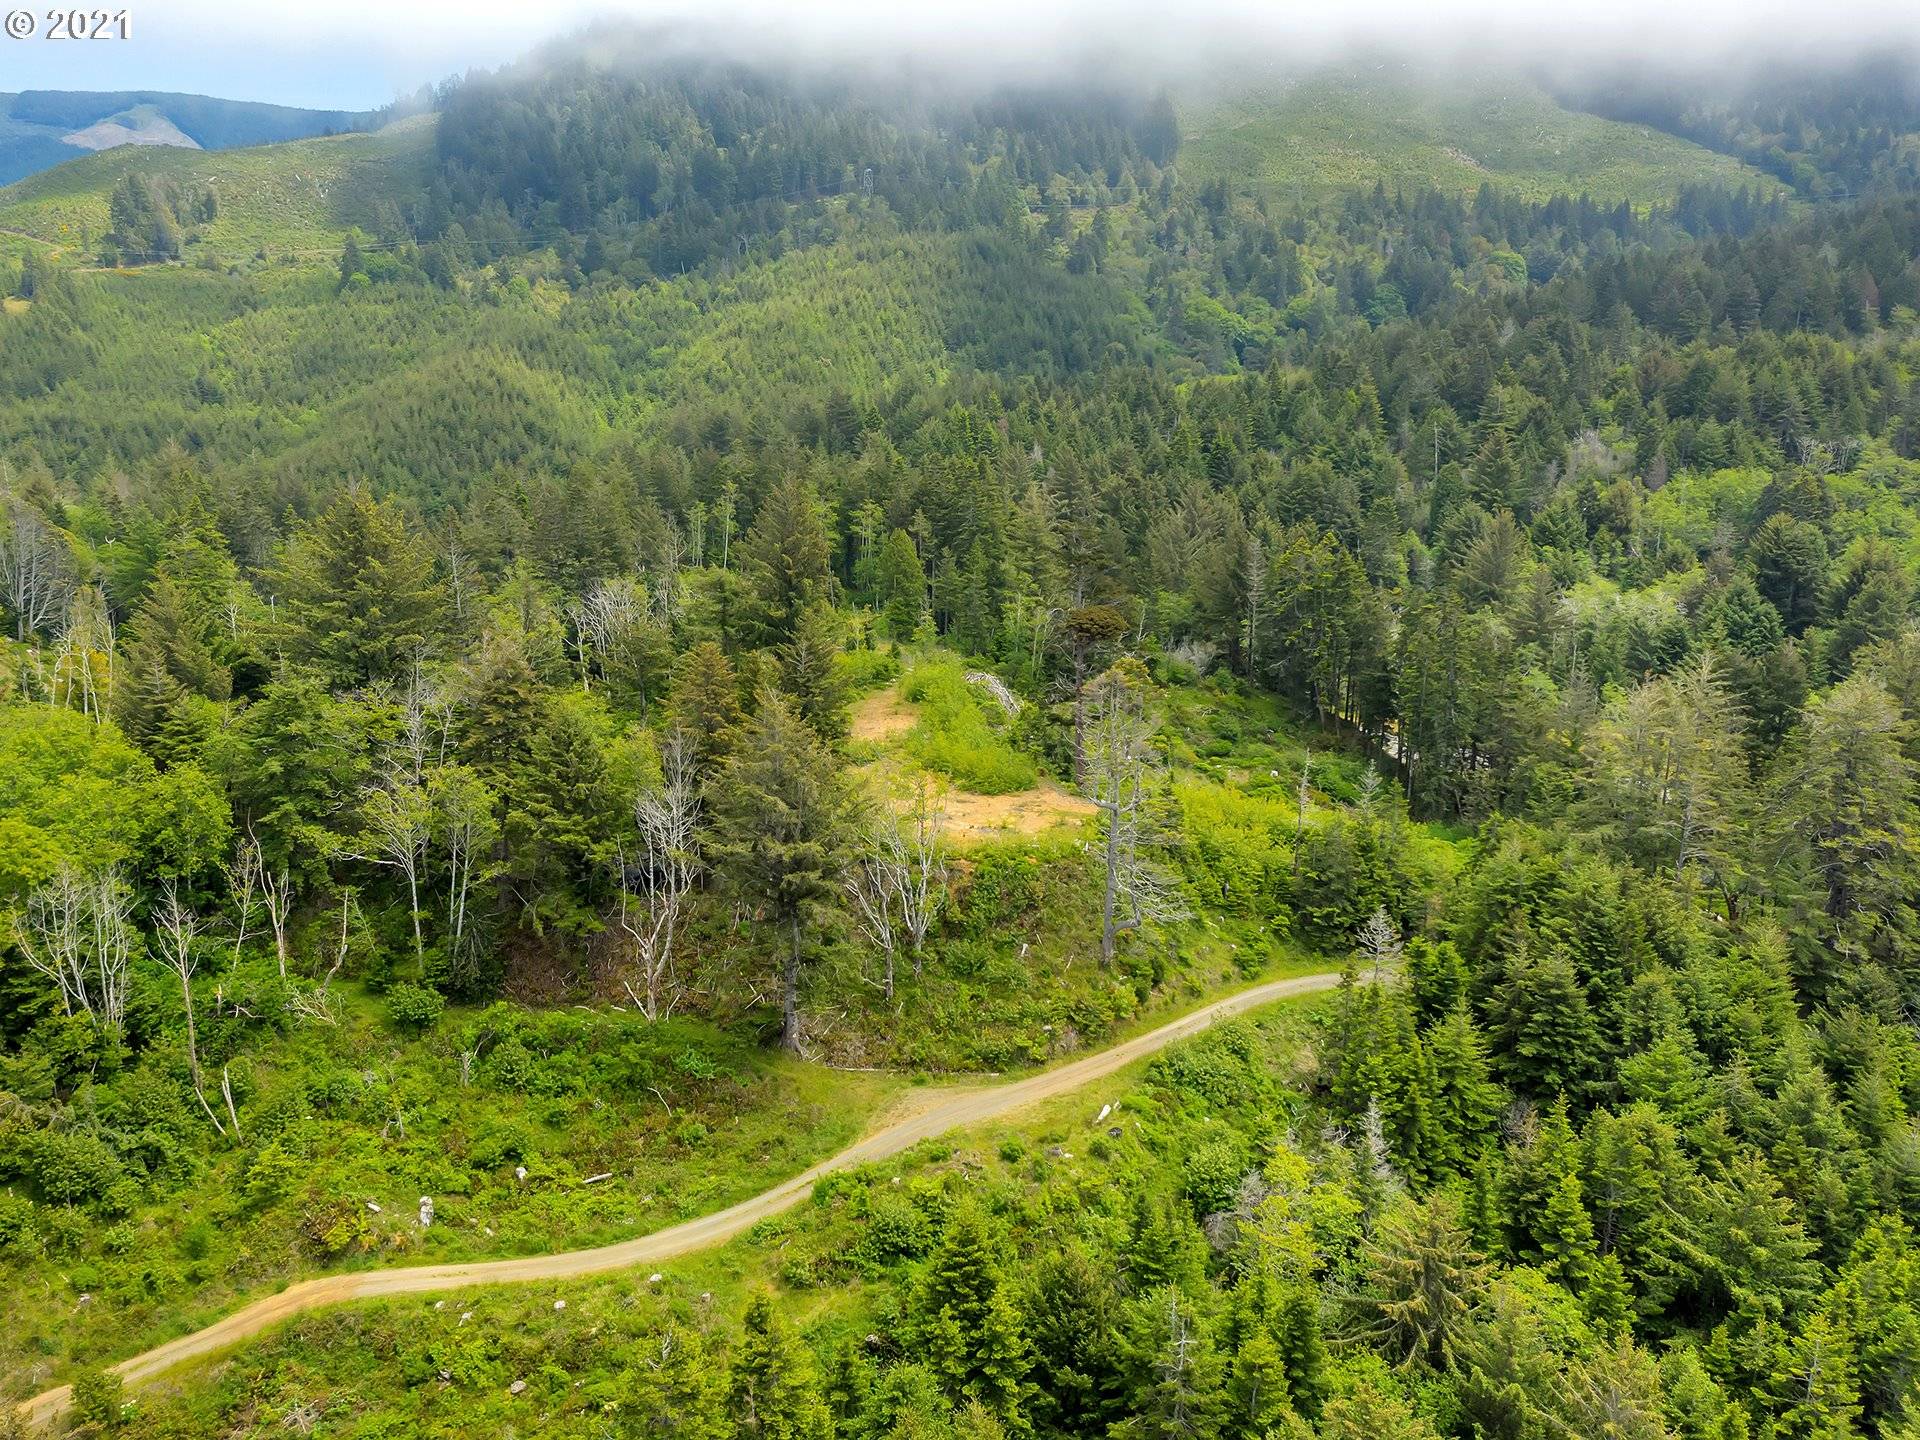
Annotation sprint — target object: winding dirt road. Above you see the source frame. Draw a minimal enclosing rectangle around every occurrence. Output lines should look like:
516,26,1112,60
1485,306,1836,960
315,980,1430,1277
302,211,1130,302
16,970,1340,1429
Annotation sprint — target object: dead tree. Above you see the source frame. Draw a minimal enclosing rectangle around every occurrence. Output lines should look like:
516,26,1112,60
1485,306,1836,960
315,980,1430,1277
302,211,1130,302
0,495,75,643
845,843,900,1001
893,777,946,963
1062,604,1130,783
1354,906,1404,984
256,839,295,980
568,576,645,694
52,585,114,721
15,864,134,1029
430,766,494,970
1083,659,1187,966
224,834,262,973
358,773,431,976
617,729,701,1019
155,878,223,1133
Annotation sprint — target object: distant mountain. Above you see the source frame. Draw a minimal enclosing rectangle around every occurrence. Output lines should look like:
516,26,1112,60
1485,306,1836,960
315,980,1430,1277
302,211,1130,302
0,90,377,185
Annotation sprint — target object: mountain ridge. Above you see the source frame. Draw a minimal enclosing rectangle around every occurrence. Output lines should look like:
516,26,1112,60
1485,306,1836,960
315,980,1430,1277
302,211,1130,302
0,88,378,186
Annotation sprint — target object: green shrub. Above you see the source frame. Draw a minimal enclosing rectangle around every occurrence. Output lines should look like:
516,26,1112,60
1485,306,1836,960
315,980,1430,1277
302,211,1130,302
386,982,446,1034
1183,1135,1251,1215
0,1188,39,1257
836,646,899,692
901,658,1038,794
71,1367,123,1430
859,1190,933,1261
946,841,1068,938
29,1130,124,1207
469,1121,534,1169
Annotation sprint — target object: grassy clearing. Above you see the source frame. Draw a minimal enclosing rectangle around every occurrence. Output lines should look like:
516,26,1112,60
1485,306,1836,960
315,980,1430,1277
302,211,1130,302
120,992,1335,1439
1179,68,1781,205
0,117,436,260
898,656,1038,795
0,988,906,1397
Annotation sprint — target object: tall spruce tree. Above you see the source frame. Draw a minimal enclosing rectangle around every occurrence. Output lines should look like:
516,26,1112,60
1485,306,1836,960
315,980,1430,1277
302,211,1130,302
707,688,858,1051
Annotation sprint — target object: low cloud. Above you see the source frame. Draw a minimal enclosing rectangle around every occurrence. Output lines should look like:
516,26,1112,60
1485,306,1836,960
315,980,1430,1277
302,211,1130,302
12,0,1920,112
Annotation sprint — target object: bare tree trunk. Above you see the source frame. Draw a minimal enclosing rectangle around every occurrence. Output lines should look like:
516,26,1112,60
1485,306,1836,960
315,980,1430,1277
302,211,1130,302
261,864,292,979
784,915,803,1053
1100,788,1127,966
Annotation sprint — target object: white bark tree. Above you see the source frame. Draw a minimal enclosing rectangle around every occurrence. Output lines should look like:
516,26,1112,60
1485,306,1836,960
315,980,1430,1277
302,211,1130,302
845,845,901,1002
359,775,432,977
224,834,262,973
845,777,948,999
52,584,114,721
568,576,646,693
1082,658,1188,966
617,730,701,1019
254,834,295,981
0,496,75,643
1355,906,1404,983
15,864,134,1029
154,878,224,1133
429,764,496,978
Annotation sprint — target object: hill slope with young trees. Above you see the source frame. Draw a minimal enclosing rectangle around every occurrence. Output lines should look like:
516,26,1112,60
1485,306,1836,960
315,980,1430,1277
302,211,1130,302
10,28,1920,1440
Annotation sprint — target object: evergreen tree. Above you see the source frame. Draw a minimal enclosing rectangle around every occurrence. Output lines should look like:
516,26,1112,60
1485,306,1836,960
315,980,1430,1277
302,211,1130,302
268,488,444,687
780,603,852,742
708,688,859,1051
667,641,746,776
1224,1327,1294,1440
1113,1288,1229,1440
624,1325,727,1440
1355,1196,1489,1369
915,1204,1033,1432
728,1294,834,1440
1767,1312,1863,1440
879,527,928,639
1024,1246,1125,1438
1271,1288,1328,1420
742,474,834,644
1538,1171,1599,1292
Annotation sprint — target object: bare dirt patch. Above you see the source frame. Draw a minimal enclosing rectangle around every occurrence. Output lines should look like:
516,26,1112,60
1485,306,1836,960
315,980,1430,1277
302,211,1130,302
853,682,1094,842
941,779,1096,841
851,684,917,742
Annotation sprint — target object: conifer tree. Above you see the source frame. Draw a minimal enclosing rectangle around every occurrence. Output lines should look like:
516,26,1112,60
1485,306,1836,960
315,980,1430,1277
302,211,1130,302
1225,1327,1294,1439
1768,1312,1863,1440
1271,1288,1328,1421
1355,1196,1488,1369
708,688,858,1051
1114,1288,1229,1440
879,527,929,639
728,1294,834,1440
1539,1171,1599,1292
667,640,745,776
742,473,834,644
780,603,852,742
625,1325,727,1440
269,488,444,686
1024,1246,1124,1437
1585,1252,1634,1340
915,1204,1033,1431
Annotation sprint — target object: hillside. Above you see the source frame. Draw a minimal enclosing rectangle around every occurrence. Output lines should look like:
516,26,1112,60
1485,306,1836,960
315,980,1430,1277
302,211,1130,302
11,35,1920,1440
1179,66,1785,203
0,89,376,187
0,115,433,259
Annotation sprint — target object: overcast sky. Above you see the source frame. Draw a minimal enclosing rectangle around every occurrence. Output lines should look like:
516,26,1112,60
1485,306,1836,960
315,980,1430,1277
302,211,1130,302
4,0,1920,112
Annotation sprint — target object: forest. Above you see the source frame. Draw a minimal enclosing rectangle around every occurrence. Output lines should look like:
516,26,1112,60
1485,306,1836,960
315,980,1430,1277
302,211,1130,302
6,26,1920,1440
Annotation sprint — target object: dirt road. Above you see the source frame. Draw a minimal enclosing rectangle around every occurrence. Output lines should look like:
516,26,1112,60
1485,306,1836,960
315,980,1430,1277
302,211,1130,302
16,969,1340,1428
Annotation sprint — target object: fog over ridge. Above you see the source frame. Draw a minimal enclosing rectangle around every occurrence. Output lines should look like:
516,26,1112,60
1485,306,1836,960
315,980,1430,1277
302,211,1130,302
8,0,1920,114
